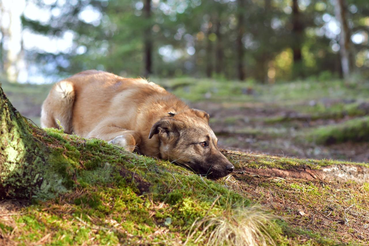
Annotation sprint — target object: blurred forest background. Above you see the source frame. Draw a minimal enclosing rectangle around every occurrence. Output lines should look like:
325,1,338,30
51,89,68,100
1,0,369,163
0,0,368,83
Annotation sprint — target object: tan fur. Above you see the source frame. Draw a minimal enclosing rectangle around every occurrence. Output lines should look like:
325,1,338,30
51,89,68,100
41,70,234,179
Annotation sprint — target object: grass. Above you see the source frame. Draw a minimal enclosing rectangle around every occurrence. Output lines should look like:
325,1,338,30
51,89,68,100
187,205,277,246
307,116,369,144
158,77,369,103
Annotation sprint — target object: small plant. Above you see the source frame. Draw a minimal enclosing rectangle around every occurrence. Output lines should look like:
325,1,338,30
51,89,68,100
186,205,276,246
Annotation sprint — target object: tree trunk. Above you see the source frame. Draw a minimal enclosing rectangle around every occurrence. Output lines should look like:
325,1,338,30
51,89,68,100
291,0,303,78
0,2,4,73
236,0,246,81
205,18,213,78
143,0,153,78
215,16,223,76
0,0,26,82
334,0,353,80
0,85,49,198
259,0,272,83
0,85,76,199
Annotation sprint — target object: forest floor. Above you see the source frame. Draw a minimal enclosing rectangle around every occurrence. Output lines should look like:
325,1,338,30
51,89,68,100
1,77,369,245
194,99,369,163
164,78,369,164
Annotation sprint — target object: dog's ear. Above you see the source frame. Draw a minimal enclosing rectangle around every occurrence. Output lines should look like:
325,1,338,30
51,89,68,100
191,109,210,122
148,119,172,139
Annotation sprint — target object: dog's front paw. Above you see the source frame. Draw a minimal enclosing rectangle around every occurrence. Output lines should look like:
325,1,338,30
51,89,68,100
108,135,135,152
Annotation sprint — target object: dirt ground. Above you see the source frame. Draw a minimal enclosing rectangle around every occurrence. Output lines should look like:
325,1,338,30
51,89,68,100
191,100,369,163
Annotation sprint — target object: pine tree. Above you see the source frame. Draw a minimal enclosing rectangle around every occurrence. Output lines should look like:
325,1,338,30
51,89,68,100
334,0,354,80
291,0,304,78
236,0,246,81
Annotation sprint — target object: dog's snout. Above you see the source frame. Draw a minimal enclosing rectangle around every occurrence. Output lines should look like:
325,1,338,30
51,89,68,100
226,164,234,173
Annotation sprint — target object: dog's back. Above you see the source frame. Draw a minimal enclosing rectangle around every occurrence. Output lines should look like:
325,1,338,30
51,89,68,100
41,70,179,136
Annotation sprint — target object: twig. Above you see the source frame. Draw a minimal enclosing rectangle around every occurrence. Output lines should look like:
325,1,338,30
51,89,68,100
0,213,25,216
344,204,354,213
35,233,51,245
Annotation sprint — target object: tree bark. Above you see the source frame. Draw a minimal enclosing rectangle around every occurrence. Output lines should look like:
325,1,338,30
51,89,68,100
205,18,213,78
334,0,353,80
236,0,246,81
0,2,4,73
291,0,303,78
0,0,26,82
0,85,76,199
143,0,153,78
0,85,50,198
215,16,223,76
258,0,272,83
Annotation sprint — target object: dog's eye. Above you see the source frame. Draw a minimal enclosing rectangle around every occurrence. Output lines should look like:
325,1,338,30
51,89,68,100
199,141,208,148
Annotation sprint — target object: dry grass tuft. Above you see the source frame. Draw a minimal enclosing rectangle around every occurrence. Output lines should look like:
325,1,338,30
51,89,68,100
187,205,276,246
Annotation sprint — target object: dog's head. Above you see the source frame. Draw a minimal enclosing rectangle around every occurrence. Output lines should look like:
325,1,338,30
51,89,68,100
148,109,234,179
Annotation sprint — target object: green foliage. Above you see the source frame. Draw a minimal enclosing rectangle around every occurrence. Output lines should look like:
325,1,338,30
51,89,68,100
308,116,369,144
20,0,369,81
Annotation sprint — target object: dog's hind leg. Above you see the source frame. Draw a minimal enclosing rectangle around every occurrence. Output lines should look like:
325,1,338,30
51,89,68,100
87,122,141,152
108,132,140,152
41,81,75,133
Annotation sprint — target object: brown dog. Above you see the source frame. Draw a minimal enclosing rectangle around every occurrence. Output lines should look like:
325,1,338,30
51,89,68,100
41,70,234,179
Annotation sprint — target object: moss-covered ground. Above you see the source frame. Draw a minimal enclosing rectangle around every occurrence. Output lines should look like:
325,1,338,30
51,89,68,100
1,128,253,245
1,77,369,245
1,128,368,245
1,127,368,245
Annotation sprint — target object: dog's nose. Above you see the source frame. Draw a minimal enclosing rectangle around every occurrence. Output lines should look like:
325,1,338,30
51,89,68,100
226,164,234,173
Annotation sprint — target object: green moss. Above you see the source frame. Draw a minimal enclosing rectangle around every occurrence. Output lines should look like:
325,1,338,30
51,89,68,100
0,222,13,233
308,116,369,144
3,128,368,244
363,183,369,192
45,128,67,142
223,149,369,170
224,116,240,124
277,219,342,246
1,129,262,244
